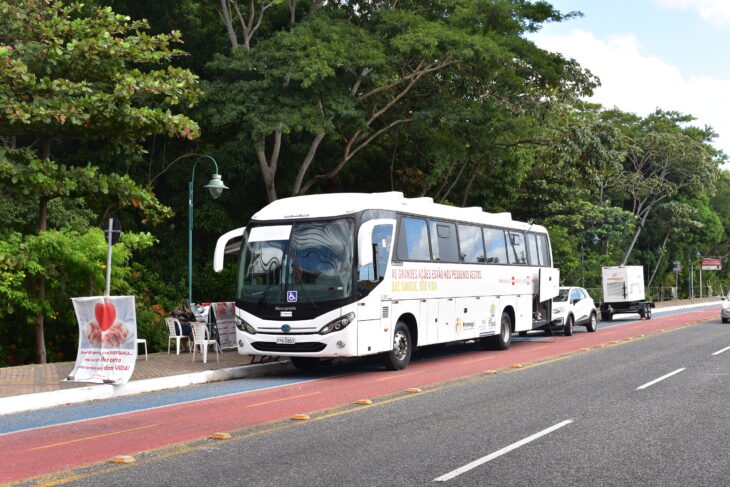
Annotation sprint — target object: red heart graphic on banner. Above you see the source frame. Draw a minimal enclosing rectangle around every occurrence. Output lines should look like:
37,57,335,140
95,301,117,331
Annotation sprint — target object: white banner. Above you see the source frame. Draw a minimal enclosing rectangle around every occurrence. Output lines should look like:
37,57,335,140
68,296,137,384
210,302,237,350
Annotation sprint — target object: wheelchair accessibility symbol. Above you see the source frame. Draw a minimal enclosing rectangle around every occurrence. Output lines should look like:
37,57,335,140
287,290,298,303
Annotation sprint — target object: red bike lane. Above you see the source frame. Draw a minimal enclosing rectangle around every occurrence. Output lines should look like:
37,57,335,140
0,307,717,484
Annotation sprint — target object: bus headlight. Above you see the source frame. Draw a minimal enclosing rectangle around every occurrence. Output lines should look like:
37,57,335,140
319,312,355,335
234,315,257,334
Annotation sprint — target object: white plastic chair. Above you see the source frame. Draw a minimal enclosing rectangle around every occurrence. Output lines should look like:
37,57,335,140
165,317,189,355
191,322,220,363
136,338,148,360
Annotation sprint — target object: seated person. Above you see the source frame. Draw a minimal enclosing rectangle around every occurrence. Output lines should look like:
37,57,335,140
170,298,196,337
194,302,209,322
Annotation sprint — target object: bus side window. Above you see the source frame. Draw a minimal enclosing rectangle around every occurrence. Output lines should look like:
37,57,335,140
508,231,527,265
483,227,508,264
526,233,539,266
458,224,486,263
536,234,551,266
429,221,459,262
397,217,430,261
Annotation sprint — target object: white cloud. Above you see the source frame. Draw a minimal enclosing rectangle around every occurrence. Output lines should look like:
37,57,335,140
654,0,730,28
535,29,730,156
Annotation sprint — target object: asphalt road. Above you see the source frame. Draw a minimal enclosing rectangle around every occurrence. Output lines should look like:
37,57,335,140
3,306,727,486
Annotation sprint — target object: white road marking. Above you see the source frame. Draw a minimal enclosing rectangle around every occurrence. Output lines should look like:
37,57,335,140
712,346,730,356
636,368,686,390
434,419,573,482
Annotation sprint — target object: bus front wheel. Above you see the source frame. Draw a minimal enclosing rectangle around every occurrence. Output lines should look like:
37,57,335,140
290,357,320,371
383,321,412,371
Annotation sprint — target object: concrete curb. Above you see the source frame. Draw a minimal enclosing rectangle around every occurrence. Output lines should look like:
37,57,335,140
0,360,290,416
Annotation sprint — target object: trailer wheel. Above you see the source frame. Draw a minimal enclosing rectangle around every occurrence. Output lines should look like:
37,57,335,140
586,312,598,332
564,315,574,336
601,311,612,322
382,321,412,371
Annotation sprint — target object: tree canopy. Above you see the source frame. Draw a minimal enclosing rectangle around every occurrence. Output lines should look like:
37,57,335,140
0,0,727,365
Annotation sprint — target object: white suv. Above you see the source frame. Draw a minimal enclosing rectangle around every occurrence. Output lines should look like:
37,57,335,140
721,294,730,323
551,286,598,336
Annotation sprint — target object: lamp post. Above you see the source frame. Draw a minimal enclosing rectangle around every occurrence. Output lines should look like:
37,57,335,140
188,155,228,304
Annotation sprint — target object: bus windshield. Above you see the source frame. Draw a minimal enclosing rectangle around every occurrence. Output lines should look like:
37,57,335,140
237,219,354,305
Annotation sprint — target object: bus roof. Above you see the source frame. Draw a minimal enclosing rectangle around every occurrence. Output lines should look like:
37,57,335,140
251,192,545,232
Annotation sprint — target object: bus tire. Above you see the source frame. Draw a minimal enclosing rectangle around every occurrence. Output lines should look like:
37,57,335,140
485,311,512,350
290,357,320,371
383,321,412,371
586,312,598,332
564,315,574,336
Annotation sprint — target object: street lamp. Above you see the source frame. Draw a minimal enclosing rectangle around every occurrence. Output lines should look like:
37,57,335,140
188,155,228,303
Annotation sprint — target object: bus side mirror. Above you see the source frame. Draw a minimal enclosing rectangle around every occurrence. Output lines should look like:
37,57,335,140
357,219,395,267
213,227,246,272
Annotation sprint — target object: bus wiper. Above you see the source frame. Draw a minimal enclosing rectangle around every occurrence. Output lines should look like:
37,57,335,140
288,249,317,309
258,258,281,306
258,281,274,306
295,281,317,309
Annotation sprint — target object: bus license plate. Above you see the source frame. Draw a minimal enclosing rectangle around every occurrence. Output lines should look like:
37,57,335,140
276,337,296,345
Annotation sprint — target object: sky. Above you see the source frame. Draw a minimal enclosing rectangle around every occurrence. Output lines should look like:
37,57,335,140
527,0,730,160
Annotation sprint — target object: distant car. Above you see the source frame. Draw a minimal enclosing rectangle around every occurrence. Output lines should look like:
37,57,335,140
721,294,730,323
551,286,598,336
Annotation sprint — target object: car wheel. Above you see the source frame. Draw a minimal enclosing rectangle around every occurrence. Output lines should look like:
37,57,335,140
382,321,412,370
586,312,598,332
723,317,728,324
564,315,574,336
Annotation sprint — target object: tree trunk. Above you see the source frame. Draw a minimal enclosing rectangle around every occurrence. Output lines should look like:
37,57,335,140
34,276,47,364
647,231,670,288
621,204,654,266
34,139,52,364
35,195,50,364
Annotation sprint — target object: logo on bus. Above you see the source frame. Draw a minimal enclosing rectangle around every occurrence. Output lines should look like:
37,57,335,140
287,290,298,303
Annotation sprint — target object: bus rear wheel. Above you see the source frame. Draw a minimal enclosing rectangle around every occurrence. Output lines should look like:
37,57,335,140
383,321,412,371
484,311,512,350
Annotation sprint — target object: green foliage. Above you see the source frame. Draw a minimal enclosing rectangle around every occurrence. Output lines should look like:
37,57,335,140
0,227,156,365
0,2,201,148
2,1,730,364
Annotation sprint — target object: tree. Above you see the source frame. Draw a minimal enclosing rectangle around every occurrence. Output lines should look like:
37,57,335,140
0,1,201,363
203,0,596,202
611,110,722,265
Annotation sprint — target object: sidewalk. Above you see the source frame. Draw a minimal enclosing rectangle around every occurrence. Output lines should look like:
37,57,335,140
0,297,721,416
0,348,288,416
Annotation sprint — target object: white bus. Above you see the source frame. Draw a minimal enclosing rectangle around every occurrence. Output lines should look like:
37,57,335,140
214,192,559,370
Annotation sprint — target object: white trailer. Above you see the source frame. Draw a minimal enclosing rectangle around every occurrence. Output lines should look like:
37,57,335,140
599,265,654,320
